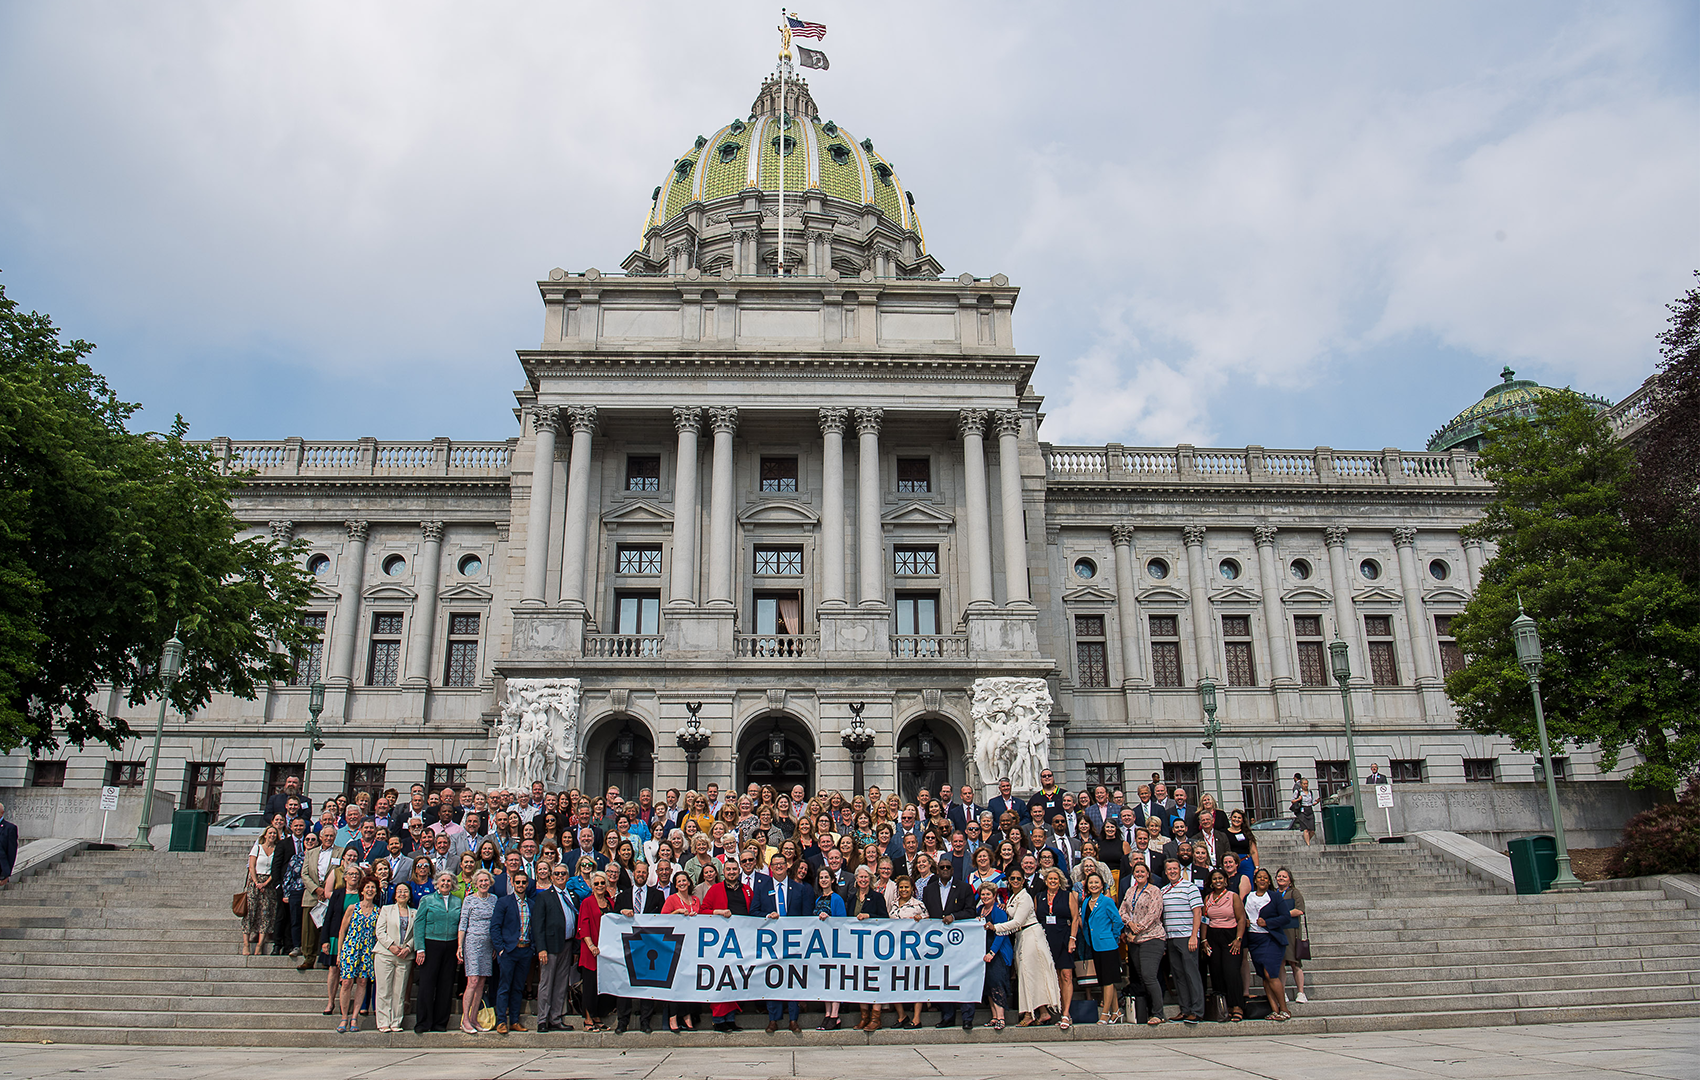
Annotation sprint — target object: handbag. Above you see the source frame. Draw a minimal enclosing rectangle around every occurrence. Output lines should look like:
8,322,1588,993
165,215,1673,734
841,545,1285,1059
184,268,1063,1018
476,1005,497,1031
232,890,248,918
1295,915,1311,961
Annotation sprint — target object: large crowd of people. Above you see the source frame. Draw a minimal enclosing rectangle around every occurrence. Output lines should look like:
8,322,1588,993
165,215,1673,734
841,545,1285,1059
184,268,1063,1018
243,770,1308,1034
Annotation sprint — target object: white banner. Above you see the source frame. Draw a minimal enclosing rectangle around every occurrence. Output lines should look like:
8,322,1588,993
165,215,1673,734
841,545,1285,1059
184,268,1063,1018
596,914,987,1004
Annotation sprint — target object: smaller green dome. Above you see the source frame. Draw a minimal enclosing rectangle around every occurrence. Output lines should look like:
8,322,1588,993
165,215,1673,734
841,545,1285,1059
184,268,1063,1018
1428,367,1604,452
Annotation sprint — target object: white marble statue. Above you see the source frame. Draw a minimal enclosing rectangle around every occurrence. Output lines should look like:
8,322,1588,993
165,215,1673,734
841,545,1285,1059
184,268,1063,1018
494,678,581,790
970,677,1053,793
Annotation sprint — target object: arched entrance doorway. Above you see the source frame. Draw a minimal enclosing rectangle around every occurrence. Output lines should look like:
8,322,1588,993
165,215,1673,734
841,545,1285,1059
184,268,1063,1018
895,716,966,805
585,716,654,799
737,714,814,794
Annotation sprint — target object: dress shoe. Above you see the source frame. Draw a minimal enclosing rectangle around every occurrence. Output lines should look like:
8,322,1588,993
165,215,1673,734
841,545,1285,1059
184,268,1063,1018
962,1021,974,1031
641,1024,653,1034
765,1021,779,1034
935,1019,954,1028
495,1022,509,1035
615,1024,628,1034
510,1023,526,1032
536,1021,552,1033
789,1020,801,1034
714,1020,740,1032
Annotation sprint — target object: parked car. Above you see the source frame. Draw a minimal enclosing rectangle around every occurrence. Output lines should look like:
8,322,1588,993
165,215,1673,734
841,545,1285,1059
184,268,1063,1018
1252,815,1296,831
209,811,272,836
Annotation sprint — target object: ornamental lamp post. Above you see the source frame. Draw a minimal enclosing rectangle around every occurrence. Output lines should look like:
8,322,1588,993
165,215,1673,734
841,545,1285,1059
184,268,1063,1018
130,626,185,850
841,703,875,795
1510,601,1586,891
1328,633,1373,845
1199,676,1225,810
302,680,326,805
676,703,711,792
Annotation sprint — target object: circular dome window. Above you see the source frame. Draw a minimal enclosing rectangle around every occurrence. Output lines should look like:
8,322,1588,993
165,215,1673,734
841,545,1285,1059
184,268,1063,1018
458,554,483,577
1290,559,1312,581
1429,559,1450,581
1073,558,1097,580
307,554,330,576
1359,559,1381,581
1147,558,1169,580
1219,559,1241,580
382,555,407,577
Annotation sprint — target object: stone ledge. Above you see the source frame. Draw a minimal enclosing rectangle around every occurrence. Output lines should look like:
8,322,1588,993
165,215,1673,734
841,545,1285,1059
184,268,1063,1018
1412,830,1515,892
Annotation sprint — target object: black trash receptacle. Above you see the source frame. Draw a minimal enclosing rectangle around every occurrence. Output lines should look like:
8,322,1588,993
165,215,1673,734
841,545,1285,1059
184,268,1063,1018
169,809,209,852
1507,835,1558,894
1322,803,1356,845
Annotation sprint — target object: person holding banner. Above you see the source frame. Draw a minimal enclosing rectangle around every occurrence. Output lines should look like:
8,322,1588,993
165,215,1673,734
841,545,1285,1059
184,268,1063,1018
990,867,1060,1025
810,865,848,1029
889,876,928,1029
978,883,1013,1030
575,871,611,1032
842,864,888,1031
756,851,815,1032
922,856,977,1029
661,870,701,1032
701,848,760,1031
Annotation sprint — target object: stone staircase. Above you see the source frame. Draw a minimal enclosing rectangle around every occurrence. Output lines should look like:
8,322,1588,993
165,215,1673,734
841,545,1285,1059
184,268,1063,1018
0,832,1695,1046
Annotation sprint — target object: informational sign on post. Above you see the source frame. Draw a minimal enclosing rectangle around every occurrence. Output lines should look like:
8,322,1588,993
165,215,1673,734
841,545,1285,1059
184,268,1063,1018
1375,782,1394,837
99,786,120,843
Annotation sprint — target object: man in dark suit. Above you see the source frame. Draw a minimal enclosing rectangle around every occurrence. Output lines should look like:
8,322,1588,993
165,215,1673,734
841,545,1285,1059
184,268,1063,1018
1190,809,1232,866
490,870,545,1034
987,777,1031,833
534,864,577,1032
1120,827,1165,896
1131,785,1166,834
947,784,981,834
0,800,18,888
613,863,666,1033
753,852,815,1032
1160,819,1193,865
921,857,977,1029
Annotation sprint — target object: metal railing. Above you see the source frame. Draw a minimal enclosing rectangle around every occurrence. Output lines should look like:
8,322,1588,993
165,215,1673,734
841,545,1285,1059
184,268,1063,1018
735,634,819,659
583,635,664,658
891,635,970,659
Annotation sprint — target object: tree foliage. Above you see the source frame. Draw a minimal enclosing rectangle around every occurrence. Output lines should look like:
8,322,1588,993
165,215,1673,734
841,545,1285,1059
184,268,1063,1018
1625,270,1700,579
0,277,318,754
1443,390,1700,792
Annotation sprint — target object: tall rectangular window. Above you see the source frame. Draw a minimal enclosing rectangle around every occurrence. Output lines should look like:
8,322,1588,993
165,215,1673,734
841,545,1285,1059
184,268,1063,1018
614,591,661,635
1314,760,1350,800
292,612,327,685
616,544,663,575
1364,614,1399,686
1222,614,1256,686
30,760,66,787
1390,759,1424,783
753,546,803,575
428,764,468,792
367,613,403,686
185,763,225,816
1435,615,1465,677
752,590,806,656
1075,614,1109,688
1240,761,1277,821
893,545,939,575
1463,758,1497,783
107,760,146,788
345,763,387,804
444,612,481,686
896,457,931,493
625,455,661,492
760,456,799,492
893,592,940,656
1150,614,1183,687
1293,614,1328,686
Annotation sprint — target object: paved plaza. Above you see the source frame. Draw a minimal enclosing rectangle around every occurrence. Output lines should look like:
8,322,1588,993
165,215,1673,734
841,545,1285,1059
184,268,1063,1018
2,1021,1694,1080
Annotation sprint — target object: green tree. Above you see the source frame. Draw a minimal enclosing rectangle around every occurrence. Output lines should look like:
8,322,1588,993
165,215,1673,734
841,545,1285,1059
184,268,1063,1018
0,278,318,754
1444,390,1700,791
1626,271,1700,578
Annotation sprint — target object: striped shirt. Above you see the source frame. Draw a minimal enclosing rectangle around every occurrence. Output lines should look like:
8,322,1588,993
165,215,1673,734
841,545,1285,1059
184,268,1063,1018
1161,879,1203,939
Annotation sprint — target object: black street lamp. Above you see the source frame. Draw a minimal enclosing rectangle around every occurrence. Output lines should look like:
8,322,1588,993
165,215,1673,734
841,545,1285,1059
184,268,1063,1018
841,702,875,795
1511,600,1586,891
676,702,711,791
302,680,326,804
1199,676,1224,810
1328,633,1373,845
129,626,185,850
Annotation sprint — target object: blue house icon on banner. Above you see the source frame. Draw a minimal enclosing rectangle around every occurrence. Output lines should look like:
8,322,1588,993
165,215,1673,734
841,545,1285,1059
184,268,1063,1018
623,925,686,988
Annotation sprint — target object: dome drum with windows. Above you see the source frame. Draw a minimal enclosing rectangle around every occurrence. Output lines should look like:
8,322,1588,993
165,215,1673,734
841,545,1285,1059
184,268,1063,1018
624,73,942,279
1427,367,1611,452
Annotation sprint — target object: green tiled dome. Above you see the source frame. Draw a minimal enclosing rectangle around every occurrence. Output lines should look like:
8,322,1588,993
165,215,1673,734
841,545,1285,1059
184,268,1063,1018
1428,367,1605,452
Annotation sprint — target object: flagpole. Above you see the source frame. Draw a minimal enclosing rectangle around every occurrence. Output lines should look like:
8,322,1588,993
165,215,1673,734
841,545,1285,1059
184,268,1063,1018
777,17,787,278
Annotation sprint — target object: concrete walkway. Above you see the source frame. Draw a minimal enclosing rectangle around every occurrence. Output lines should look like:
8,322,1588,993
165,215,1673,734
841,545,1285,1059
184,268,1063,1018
1,1020,1693,1080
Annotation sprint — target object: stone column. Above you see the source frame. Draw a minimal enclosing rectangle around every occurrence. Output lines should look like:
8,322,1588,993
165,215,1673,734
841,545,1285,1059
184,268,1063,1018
1324,526,1363,680
557,405,598,610
1462,537,1485,591
855,407,885,606
521,406,561,605
959,409,994,607
669,407,702,608
328,520,369,685
1254,525,1293,685
706,406,739,608
819,408,849,606
1110,524,1145,686
1182,524,1215,681
404,521,444,686
994,410,1031,605
1394,526,1438,684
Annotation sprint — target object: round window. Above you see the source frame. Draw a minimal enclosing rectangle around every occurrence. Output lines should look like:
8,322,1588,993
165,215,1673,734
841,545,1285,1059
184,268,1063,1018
382,554,407,577
1359,559,1381,581
1073,558,1097,580
1146,558,1169,580
458,554,483,577
1218,558,1241,580
307,554,330,576
1429,559,1450,581
1290,559,1312,581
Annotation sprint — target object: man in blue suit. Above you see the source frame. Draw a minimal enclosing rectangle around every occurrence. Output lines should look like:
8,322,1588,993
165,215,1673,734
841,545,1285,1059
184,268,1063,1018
987,777,1031,837
753,851,815,1033
490,869,546,1034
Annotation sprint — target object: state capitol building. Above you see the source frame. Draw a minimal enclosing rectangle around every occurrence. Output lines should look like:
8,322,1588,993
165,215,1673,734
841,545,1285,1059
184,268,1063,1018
1,73,1645,819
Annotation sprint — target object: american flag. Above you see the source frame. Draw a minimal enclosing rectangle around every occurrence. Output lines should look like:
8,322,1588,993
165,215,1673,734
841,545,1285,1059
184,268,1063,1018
786,13,826,39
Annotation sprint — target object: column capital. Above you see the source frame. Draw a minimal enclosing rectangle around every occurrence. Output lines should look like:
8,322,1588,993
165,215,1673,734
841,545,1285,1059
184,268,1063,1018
1392,526,1418,548
531,405,563,434
565,405,599,433
269,520,294,545
956,408,988,439
1253,524,1279,547
1324,525,1350,548
1181,523,1206,548
421,520,445,543
818,407,851,436
345,520,370,544
1461,536,1485,551
1110,523,1136,547
993,409,1022,438
854,406,884,436
708,405,739,434
672,406,702,434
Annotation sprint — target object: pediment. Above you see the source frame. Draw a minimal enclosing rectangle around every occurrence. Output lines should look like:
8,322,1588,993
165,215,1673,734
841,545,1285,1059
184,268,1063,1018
881,501,957,528
1210,585,1262,603
1062,584,1118,604
362,583,418,601
309,583,342,602
738,499,820,526
1423,586,1471,604
1137,585,1188,604
438,582,494,603
602,500,673,526
1281,586,1334,604
1354,585,1404,603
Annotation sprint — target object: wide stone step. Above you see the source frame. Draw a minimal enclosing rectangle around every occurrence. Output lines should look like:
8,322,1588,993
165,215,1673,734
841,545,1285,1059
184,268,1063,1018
0,991,335,1012
1307,893,1677,911
1309,927,1700,948
1303,954,1700,985
0,962,318,982
1307,947,1700,977
1306,912,1700,932
1308,969,1700,998
1300,982,1700,1016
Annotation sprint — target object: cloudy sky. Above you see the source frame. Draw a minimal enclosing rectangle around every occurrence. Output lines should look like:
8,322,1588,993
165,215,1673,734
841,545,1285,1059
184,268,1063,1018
1,1,1695,451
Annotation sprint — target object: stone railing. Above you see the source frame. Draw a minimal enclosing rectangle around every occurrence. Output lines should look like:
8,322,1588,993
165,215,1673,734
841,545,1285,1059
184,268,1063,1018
583,634,664,658
210,437,514,478
891,635,970,659
1043,443,1488,488
1603,377,1655,441
735,634,820,659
